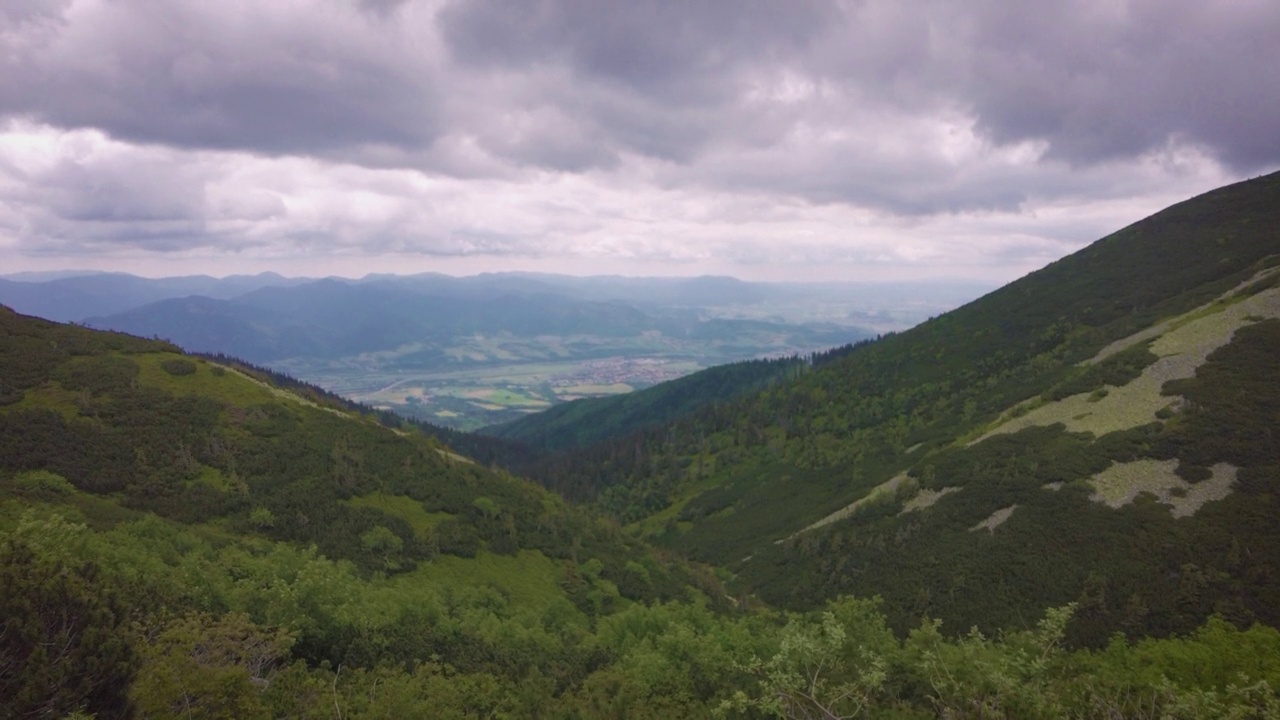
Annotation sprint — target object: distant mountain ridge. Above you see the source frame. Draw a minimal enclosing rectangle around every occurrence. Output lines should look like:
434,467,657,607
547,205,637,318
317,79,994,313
0,271,309,323
80,280,825,363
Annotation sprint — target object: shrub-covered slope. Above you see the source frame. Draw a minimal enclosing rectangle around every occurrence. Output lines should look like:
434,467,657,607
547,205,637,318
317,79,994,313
0,305,710,598
533,170,1280,642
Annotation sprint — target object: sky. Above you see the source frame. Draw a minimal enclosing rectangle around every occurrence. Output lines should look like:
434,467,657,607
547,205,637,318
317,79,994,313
1,0,1277,284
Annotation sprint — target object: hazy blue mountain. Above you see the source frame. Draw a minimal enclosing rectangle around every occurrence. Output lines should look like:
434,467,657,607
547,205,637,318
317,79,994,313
0,271,307,322
85,278,856,363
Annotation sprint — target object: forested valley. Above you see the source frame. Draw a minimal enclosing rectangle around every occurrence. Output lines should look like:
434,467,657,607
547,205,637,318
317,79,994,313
5,171,1280,718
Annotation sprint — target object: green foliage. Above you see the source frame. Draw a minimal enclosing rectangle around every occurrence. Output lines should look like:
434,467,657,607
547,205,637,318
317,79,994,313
7,469,77,500
723,598,892,719
131,613,293,720
1162,318,1280,469
1044,341,1159,401
5,503,1280,717
160,357,198,376
0,530,136,720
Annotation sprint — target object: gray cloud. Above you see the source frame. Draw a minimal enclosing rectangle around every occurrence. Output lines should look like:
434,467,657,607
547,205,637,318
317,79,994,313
926,0,1280,171
0,1,444,159
4,0,1276,187
439,0,836,96
433,0,1280,210
0,0,1276,281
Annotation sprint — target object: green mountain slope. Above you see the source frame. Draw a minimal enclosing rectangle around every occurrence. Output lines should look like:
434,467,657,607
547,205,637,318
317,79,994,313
481,355,808,455
0,305,722,615
533,170,1280,643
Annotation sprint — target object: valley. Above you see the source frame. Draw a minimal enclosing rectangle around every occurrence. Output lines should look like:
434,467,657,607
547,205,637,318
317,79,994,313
3,272,990,430
277,330,815,430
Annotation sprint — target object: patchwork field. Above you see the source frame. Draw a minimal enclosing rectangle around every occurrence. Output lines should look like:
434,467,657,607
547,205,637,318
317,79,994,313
276,330,821,430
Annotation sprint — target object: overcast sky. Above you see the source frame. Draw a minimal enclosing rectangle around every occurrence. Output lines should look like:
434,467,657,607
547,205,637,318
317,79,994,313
1,0,1276,283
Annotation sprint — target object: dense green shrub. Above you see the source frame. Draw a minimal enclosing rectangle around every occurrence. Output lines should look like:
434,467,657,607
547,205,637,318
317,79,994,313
160,358,198,376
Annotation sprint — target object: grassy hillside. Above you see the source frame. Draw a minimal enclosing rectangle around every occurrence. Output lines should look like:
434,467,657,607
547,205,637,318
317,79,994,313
525,170,1280,643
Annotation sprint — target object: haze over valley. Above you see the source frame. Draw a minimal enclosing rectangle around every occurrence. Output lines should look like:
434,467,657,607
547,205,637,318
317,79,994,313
0,270,987,428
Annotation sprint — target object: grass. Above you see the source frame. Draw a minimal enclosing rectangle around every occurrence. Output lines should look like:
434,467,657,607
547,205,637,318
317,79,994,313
556,383,633,395
344,493,455,538
1088,460,1238,518
977,285,1280,440
478,389,553,407
798,472,909,534
970,505,1018,532
3,381,82,419
388,549,571,612
135,353,279,406
900,486,961,513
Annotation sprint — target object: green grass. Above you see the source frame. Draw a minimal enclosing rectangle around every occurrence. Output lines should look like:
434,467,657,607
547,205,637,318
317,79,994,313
3,381,82,419
557,383,633,395
388,549,572,612
344,493,454,538
135,353,279,406
480,389,554,407
977,285,1280,440
192,465,234,492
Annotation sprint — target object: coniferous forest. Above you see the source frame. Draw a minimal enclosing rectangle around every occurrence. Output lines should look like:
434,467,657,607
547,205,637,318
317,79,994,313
4,172,1280,718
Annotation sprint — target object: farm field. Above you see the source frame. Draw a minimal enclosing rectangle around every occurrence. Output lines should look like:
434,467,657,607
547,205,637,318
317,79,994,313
278,342,728,430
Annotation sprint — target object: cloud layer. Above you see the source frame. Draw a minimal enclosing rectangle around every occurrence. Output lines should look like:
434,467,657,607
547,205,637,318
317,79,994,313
1,0,1276,281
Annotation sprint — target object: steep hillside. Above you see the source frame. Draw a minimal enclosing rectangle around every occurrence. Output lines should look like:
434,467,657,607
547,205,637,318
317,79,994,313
533,170,1280,643
7,311,1280,719
0,304,767,714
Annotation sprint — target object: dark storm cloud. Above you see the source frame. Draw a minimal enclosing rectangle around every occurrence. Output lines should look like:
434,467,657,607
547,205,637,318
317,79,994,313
438,0,842,166
439,0,836,97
